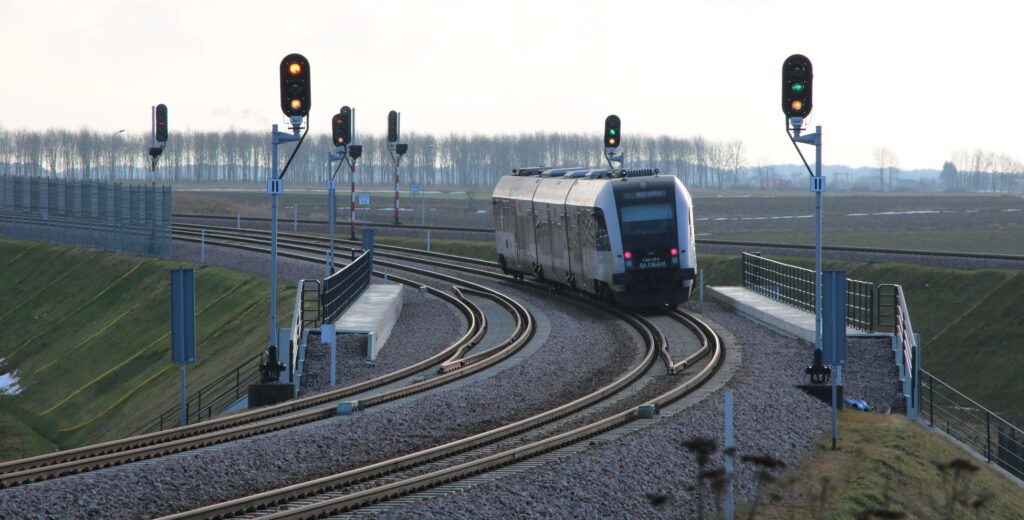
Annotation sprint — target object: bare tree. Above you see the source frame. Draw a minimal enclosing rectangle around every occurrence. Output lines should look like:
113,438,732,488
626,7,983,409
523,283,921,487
873,147,899,191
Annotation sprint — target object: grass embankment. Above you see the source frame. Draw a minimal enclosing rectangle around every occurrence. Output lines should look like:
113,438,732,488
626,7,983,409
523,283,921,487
749,411,1024,519
0,239,291,461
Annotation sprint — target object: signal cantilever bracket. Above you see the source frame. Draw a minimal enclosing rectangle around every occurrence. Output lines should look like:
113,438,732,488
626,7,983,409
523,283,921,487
605,148,624,169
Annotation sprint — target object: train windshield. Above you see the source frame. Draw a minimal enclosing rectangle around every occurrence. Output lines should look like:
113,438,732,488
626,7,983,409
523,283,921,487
620,204,674,235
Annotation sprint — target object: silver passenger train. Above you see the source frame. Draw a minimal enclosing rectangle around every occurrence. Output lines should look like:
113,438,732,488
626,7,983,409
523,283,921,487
492,166,697,306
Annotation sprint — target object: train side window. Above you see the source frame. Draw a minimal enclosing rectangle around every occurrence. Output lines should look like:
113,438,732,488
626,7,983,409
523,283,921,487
594,208,610,251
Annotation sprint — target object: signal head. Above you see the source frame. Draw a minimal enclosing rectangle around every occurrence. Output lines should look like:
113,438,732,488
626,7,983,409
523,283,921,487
279,53,311,117
782,54,813,118
387,110,400,143
604,114,621,148
332,105,352,147
155,104,168,143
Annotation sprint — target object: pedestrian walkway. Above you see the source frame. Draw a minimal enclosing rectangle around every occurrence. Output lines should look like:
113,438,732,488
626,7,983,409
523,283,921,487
706,286,876,343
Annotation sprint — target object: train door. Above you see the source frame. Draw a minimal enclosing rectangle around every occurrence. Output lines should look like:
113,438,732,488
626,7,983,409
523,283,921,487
565,205,588,290
548,202,571,281
517,198,537,272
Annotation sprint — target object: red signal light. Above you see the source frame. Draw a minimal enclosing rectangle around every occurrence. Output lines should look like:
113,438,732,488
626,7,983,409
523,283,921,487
670,248,679,256
288,63,302,75
624,251,632,259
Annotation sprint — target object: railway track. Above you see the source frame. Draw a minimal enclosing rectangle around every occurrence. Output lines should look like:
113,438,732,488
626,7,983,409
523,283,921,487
2,222,729,519
174,212,1024,263
0,235,532,489
154,303,722,519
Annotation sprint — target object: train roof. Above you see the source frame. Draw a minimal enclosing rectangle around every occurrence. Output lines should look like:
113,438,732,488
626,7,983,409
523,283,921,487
510,166,660,179
494,166,684,204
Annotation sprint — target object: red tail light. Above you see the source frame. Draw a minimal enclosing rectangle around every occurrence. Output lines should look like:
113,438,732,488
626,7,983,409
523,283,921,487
670,248,679,256
624,251,632,259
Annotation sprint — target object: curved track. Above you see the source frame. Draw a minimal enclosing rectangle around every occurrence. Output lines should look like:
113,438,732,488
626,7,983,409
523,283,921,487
3,224,728,520
0,236,530,489
155,302,722,519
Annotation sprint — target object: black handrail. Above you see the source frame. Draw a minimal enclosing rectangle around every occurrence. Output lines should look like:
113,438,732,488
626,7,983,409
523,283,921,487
321,249,373,324
740,252,874,331
921,371,1024,479
130,353,263,435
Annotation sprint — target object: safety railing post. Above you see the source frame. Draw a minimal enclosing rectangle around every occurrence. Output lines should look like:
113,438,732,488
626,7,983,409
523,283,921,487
987,412,992,462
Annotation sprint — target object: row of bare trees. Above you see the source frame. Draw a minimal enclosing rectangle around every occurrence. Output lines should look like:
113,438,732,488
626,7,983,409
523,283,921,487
943,149,1024,193
0,127,749,188
874,146,1023,193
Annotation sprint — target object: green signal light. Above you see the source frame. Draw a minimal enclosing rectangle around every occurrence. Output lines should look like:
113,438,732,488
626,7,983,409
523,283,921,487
791,82,805,93
609,129,617,135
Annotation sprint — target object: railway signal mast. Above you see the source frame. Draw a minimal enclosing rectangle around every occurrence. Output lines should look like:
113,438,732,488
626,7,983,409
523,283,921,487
326,106,360,276
603,114,624,168
783,54,842,448
267,53,312,374
325,108,347,275
387,110,408,225
148,104,168,185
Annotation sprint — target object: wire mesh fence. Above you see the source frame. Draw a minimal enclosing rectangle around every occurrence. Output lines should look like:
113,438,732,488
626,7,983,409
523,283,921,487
0,175,172,258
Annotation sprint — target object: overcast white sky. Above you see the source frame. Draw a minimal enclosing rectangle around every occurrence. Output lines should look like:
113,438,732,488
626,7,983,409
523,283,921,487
2,0,1020,170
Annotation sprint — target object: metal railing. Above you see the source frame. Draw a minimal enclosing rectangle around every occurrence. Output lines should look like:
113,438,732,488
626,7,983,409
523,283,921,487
131,352,263,435
321,249,373,324
287,279,321,384
300,279,322,329
877,283,920,419
740,254,1023,479
741,252,874,331
922,372,1024,480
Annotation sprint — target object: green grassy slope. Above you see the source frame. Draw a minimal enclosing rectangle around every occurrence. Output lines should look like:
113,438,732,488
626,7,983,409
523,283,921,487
0,239,291,459
750,412,1024,519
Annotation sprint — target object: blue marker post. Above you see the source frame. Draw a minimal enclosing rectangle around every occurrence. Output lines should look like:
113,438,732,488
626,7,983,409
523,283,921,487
823,269,848,449
171,268,196,426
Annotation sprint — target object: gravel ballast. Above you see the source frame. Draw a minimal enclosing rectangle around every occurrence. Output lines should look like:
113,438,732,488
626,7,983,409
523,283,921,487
0,242,902,520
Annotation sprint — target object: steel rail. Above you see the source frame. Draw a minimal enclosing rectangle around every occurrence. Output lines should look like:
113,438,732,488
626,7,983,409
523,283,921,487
0,236,534,488
0,278,486,488
154,293,664,520
158,307,722,520
171,213,1024,262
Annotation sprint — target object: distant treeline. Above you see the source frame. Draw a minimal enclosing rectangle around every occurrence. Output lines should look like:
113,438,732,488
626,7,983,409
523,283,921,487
0,127,1020,193
939,152,1024,194
0,127,745,188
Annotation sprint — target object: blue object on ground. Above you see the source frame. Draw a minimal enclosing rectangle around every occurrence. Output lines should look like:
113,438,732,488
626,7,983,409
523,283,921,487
844,398,873,411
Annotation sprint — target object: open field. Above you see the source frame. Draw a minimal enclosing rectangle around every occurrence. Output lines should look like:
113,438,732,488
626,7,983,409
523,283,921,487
0,239,292,460
175,188,1024,255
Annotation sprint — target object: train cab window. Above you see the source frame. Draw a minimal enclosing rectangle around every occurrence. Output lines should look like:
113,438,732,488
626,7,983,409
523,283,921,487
594,208,610,251
620,204,674,235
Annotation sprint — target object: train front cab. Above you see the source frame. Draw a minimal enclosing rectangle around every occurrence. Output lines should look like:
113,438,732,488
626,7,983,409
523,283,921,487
609,177,696,306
